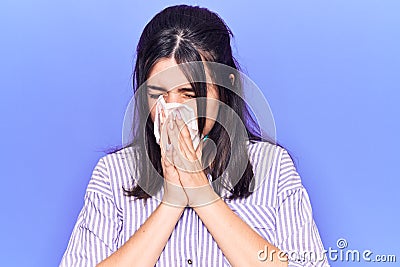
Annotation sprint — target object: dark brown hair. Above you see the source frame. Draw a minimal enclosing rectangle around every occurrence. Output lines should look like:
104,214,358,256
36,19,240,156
110,5,274,200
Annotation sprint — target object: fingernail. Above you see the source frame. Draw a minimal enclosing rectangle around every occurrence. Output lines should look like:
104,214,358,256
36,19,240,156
166,143,172,151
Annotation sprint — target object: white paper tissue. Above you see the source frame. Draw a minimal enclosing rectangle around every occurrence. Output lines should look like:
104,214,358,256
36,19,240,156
153,95,201,150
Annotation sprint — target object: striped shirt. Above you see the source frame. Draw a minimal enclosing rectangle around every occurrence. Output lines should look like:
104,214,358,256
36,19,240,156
60,141,330,266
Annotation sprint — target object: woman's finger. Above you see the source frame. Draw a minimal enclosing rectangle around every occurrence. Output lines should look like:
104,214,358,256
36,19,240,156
164,112,192,170
195,138,203,161
173,116,205,173
160,109,168,151
174,113,197,160
165,113,178,147
172,116,195,165
161,109,177,168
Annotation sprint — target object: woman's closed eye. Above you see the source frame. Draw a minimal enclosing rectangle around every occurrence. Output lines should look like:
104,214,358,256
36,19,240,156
148,93,163,99
184,94,196,98
148,93,196,99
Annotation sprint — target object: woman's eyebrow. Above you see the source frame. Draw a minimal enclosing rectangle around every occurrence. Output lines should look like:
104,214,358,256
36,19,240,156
178,87,194,93
147,85,167,91
147,85,194,93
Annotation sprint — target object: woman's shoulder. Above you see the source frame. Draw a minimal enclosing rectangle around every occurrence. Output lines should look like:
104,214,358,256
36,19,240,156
96,145,142,188
241,140,301,201
102,144,141,163
245,140,287,161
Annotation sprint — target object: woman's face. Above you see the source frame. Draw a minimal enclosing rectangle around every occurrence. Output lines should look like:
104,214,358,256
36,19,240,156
146,57,220,136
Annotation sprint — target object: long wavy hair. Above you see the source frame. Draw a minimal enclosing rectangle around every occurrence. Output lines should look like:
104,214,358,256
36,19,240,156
109,5,275,200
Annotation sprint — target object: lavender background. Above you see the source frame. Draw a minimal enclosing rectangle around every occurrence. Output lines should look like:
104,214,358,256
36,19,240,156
0,1,399,266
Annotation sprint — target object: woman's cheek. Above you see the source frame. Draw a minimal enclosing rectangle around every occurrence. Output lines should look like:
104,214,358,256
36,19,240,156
147,98,157,122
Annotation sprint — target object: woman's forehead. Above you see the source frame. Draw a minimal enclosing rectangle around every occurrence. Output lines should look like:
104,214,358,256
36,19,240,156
147,59,191,90
147,58,216,90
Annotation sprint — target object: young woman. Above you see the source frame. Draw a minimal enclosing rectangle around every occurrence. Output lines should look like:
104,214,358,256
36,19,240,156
60,5,329,267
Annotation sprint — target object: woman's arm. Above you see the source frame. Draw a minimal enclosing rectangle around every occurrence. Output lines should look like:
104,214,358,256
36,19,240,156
97,202,184,267
60,156,186,267
59,157,123,267
192,149,330,267
167,115,288,266
193,199,288,267
98,112,189,267
273,149,330,266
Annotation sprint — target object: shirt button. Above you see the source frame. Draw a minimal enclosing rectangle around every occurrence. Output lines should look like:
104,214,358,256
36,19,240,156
187,259,192,265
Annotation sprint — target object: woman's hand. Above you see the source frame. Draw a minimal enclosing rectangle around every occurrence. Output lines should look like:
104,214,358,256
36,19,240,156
159,109,188,207
164,110,220,207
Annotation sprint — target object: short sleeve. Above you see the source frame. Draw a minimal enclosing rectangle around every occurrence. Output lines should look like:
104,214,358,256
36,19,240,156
275,149,330,267
59,157,122,267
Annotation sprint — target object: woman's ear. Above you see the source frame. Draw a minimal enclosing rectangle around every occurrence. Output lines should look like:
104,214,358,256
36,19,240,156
229,73,235,86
